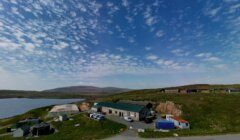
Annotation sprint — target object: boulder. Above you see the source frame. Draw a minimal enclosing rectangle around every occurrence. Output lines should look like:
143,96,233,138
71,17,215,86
79,102,90,112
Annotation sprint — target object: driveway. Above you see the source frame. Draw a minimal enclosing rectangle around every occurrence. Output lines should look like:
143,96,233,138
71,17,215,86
106,115,156,130
106,134,240,140
106,116,240,140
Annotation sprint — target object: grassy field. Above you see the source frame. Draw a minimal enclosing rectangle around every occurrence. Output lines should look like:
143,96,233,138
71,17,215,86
1,114,126,140
103,90,240,138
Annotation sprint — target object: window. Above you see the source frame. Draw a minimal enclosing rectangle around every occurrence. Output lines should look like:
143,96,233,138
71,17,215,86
115,111,118,114
186,123,188,126
179,122,181,125
109,109,112,114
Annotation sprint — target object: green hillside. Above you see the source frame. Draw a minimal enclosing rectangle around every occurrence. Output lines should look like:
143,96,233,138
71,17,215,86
103,90,240,138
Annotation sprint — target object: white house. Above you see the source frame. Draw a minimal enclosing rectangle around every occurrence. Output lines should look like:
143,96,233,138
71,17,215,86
168,116,190,129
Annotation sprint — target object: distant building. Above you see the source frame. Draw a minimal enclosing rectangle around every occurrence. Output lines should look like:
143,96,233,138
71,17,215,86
187,89,197,94
210,89,227,93
31,122,51,136
179,89,187,94
48,104,79,117
164,89,180,93
198,89,210,93
13,126,30,137
167,116,190,129
227,89,240,94
92,102,151,121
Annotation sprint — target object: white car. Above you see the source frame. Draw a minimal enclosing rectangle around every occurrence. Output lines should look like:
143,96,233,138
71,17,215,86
124,116,133,122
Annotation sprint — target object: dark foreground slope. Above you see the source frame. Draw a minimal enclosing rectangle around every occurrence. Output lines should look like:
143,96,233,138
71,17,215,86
103,90,240,137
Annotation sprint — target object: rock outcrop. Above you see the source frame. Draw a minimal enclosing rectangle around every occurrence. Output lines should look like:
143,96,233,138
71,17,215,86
79,102,90,112
155,101,182,116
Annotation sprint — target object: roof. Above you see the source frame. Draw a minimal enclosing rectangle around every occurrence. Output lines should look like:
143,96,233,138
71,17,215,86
156,119,173,123
171,116,188,123
19,125,30,132
32,123,50,129
50,104,79,113
96,102,145,112
118,100,153,106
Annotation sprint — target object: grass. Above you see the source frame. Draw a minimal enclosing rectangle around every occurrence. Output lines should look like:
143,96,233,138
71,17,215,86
39,114,126,140
103,91,240,138
1,114,126,140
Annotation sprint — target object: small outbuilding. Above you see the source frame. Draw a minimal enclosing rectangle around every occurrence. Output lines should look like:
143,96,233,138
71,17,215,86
59,114,68,122
31,122,51,136
168,116,190,129
13,126,30,138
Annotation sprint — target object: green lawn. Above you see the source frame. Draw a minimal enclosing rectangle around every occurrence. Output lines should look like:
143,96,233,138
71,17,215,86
1,113,126,140
103,91,240,138
39,114,126,140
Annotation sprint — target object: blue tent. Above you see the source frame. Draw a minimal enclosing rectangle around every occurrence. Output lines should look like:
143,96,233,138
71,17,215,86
155,119,175,129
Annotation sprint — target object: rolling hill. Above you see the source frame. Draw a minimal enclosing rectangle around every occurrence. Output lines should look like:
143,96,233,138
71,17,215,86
43,86,132,94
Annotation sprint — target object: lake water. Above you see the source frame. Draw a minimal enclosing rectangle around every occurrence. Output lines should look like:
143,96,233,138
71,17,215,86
0,98,84,119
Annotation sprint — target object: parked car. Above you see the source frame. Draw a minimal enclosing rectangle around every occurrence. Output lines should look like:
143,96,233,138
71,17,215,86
90,113,105,121
90,113,97,118
124,116,133,122
144,116,154,123
96,116,105,121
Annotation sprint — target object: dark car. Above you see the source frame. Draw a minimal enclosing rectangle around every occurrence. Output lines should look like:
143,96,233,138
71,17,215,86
144,116,153,123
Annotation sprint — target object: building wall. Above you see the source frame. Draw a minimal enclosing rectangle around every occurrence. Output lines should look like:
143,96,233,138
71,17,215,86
198,89,210,93
101,107,140,121
48,110,79,117
13,129,24,137
165,89,179,93
169,118,190,129
179,90,187,94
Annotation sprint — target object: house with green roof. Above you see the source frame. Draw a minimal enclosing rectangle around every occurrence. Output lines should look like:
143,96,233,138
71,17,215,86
91,102,151,121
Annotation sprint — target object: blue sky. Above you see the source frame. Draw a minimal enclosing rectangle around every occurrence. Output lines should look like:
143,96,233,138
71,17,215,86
0,0,240,90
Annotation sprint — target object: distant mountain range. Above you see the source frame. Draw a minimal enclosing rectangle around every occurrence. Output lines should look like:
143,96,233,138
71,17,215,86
43,86,132,94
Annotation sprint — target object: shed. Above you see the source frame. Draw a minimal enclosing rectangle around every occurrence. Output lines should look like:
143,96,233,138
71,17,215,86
59,114,68,121
13,126,30,137
31,122,51,136
155,120,175,130
168,116,190,129
164,89,180,93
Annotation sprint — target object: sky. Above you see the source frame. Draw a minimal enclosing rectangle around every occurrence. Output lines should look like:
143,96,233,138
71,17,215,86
0,0,240,90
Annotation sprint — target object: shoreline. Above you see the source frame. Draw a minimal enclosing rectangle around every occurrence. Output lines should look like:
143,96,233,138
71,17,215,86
0,98,85,120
